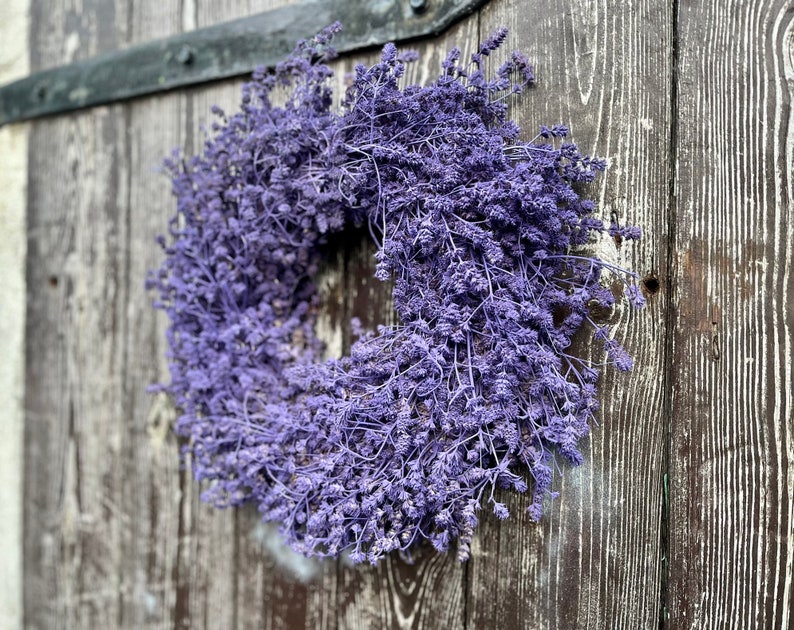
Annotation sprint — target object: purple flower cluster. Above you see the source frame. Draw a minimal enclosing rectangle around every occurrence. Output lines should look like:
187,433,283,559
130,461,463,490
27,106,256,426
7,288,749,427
148,24,643,564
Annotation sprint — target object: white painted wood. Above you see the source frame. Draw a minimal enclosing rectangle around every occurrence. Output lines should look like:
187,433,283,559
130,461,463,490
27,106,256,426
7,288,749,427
0,0,29,628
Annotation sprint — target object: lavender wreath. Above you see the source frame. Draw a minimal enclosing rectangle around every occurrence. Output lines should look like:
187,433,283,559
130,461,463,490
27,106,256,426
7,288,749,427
148,24,644,564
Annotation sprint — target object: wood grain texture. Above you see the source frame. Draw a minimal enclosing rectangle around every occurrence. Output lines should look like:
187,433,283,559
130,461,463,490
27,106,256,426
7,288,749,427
25,2,236,628
471,1,672,628
126,87,240,630
26,104,131,629
669,1,794,628
22,0,794,628
24,3,133,627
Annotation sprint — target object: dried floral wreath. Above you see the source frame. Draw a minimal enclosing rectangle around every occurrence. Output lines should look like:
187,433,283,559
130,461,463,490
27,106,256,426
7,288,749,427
148,24,644,564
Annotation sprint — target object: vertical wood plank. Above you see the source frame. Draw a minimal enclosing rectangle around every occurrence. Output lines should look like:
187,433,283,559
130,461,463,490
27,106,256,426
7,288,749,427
670,1,794,627
187,74,340,630
25,2,132,628
125,2,342,628
26,105,130,629
121,6,190,627
471,1,672,628
23,2,235,628
126,85,241,629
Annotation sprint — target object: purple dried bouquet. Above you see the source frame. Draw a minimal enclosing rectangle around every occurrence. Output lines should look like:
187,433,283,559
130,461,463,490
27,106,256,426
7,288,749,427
148,24,643,564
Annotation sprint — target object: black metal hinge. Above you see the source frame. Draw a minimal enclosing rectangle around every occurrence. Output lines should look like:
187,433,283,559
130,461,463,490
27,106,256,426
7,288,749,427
0,0,488,126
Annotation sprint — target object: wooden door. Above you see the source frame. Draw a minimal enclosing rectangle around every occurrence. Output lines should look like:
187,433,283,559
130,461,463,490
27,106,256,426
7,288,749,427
8,0,793,628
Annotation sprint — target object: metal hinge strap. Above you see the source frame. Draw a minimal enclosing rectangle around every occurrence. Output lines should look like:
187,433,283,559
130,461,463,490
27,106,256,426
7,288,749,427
0,0,488,126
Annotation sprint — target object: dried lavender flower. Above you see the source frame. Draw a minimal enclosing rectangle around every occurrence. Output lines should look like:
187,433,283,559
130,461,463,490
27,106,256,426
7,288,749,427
148,23,643,564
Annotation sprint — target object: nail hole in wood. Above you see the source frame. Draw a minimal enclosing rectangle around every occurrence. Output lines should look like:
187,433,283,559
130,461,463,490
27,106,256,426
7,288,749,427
48,275,59,288
642,275,660,296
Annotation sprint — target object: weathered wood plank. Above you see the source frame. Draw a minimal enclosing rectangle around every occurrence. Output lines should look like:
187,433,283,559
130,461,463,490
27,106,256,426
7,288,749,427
126,86,241,629
669,1,794,627
23,2,231,628
122,2,268,627
24,3,133,628
30,1,794,628
121,7,192,629
29,0,130,73
470,1,672,628
25,104,131,629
